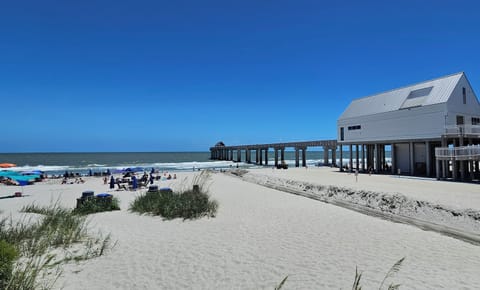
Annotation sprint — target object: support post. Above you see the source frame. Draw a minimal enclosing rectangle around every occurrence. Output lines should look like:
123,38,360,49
441,137,447,178
323,147,328,165
391,143,396,174
355,144,359,171
339,145,343,171
409,142,415,175
349,144,353,172
459,136,465,180
302,147,307,167
332,148,337,166
295,148,300,167
274,148,279,167
426,141,431,177
361,145,365,172
452,158,458,181
265,148,268,166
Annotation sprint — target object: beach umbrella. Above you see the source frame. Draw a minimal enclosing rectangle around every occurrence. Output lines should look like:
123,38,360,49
109,176,115,189
0,163,16,168
132,176,138,190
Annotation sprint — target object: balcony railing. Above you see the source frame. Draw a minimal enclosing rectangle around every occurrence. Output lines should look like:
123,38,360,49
444,125,480,135
435,145,480,160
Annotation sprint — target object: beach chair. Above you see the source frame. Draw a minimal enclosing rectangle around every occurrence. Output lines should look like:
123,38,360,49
117,182,128,191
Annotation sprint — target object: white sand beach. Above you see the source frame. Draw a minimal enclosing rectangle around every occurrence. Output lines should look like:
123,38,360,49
1,169,480,289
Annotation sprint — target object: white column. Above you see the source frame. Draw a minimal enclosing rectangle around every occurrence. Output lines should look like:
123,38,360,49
425,141,431,177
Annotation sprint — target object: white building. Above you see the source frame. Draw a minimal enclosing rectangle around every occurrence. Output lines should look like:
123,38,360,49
337,72,480,180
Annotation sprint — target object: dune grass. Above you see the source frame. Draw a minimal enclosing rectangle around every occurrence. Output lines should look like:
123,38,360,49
276,257,405,290
130,171,218,220
0,202,114,289
73,196,120,215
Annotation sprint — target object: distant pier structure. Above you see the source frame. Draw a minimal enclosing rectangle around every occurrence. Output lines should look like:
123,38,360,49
210,140,337,167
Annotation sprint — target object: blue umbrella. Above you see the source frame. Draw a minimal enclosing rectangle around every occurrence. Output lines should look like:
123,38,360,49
132,176,138,190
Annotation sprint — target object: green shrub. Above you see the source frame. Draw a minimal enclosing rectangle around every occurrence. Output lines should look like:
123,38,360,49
0,240,18,289
73,196,120,215
130,172,218,220
130,189,218,220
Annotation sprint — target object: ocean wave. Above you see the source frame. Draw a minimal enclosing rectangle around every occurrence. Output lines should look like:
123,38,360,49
3,157,393,175
8,165,72,172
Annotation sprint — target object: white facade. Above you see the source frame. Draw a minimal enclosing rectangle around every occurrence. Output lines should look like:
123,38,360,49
336,72,480,178
337,72,480,144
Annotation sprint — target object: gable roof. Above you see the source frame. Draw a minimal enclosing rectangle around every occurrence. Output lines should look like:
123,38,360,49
339,72,464,120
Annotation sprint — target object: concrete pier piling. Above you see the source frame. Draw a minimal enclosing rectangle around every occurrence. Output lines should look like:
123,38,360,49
210,140,337,168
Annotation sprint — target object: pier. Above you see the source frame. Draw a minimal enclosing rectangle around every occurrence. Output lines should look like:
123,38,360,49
210,140,337,167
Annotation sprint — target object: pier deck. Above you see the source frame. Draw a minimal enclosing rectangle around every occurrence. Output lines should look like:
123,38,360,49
210,140,337,167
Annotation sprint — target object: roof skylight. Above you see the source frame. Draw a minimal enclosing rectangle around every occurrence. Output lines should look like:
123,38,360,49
400,86,433,109
406,86,433,99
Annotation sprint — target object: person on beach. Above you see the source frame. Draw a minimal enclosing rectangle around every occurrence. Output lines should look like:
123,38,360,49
109,176,115,189
103,176,107,184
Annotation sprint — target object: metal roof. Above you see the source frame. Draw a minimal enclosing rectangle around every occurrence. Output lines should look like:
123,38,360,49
339,72,464,120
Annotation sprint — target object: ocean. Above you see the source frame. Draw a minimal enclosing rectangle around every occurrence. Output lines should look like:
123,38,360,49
0,151,391,176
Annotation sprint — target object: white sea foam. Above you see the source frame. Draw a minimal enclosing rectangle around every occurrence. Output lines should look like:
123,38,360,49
5,157,393,175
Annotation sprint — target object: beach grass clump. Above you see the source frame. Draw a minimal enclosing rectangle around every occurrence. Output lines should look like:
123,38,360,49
275,257,405,290
0,240,18,289
352,257,405,290
130,171,218,220
73,196,120,215
0,203,114,289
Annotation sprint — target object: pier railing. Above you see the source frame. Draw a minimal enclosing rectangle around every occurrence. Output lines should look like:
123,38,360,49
435,145,480,160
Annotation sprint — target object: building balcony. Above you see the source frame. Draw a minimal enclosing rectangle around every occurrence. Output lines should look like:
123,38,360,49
435,145,480,160
444,125,480,136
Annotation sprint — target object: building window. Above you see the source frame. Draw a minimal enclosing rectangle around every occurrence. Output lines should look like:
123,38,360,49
472,117,480,125
463,87,467,104
348,125,361,130
340,127,344,141
456,115,464,125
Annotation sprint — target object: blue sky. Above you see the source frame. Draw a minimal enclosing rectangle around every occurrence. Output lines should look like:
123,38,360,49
1,0,480,152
